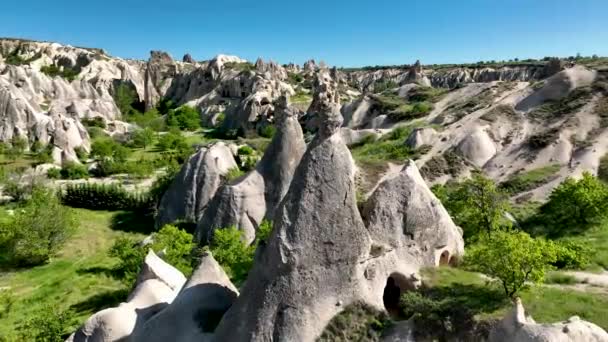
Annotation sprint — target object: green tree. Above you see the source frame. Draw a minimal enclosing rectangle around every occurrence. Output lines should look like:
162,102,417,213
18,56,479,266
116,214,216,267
17,306,76,342
209,226,255,285
60,162,89,180
156,129,188,151
115,83,138,117
90,138,130,162
465,230,557,298
433,174,511,241
0,187,77,266
166,106,201,131
541,172,608,232
132,127,156,149
109,225,194,285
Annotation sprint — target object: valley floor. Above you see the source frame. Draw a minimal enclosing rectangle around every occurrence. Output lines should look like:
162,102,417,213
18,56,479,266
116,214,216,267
0,209,145,339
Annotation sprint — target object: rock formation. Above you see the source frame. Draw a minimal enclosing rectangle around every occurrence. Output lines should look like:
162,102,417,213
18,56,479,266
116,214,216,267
155,142,238,227
195,95,306,244
405,127,437,149
67,250,186,342
182,53,195,63
144,50,176,110
489,298,608,342
212,79,369,341
212,79,464,340
131,252,238,342
303,70,340,131
457,126,497,167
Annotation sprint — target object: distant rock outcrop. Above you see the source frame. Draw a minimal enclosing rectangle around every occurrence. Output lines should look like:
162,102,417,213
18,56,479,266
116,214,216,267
304,69,340,131
132,252,238,342
182,53,195,63
405,127,437,149
195,95,306,244
67,251,186,342
155,143,237,228
144,50,177,110
489,298,608,342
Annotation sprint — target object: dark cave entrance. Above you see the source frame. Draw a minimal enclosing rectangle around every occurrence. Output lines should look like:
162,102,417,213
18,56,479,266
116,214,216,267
383,273,415,317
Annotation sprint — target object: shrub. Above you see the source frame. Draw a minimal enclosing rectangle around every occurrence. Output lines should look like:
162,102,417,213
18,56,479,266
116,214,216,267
61,183,154,213
0,187,77,266
109,225,194,285
209,226,255,285
90,137,130,162
150,224,195,275
114,83,139,117
259,125,276,138
16,306,76,342
74,146,89,162
237,146,254,156
545,273,578,285
541,172,608,233
108,236,147,285
255,219,273,244
167,106,201,131
132,127,156,149
40,64,79,81
47,168,61,179
33,144,54,165
599,153,608,183
432,174,511,242
157,129,189,151
225,167,245,181
553,240,592,269
81,117,106,129
60,162,89,180
465,231,557,298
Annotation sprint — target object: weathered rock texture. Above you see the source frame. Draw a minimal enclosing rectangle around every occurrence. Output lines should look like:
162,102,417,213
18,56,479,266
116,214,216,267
156,142,237,227
132,252,238,342
212,78,464,341
67,250,186,342
196,95,306,244
489,298,608,342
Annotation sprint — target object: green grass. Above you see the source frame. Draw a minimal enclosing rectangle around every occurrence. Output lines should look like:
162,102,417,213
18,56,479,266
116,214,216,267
0,209,145,338
350,124,423,164
545,272,578,285
420,267,608,328
499,164,561,195
561,220,608,270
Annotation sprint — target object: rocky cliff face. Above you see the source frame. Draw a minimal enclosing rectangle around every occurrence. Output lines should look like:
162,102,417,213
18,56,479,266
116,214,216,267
195,95,306,244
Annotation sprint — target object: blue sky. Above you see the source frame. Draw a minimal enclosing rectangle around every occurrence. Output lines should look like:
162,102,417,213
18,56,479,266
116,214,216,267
2,0,607,67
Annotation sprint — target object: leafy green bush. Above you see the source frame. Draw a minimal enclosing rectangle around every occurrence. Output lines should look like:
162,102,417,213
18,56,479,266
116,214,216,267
150,224,195,275
74,146,89,162
431,174,511,241
465,231,557,298
46,168,61,179
553,240,592,269
40,64,79,81
541,172,608,234
109,225,195,284
132,127,156,149
81,117,106,129
209,226,254,285
16,306,76,342
33,144,54,165
237,146,254,156
0,187,77,266
90,137,130,162
61,183,154,213
60,162,89,180
167,106,201,131
258,125,276,138
157,129,189,151
108,236,147,285
225,167,245,181
318,302,392,341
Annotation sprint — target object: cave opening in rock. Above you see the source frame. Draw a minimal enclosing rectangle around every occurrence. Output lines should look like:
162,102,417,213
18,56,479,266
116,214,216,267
383,273,414,317
439,250,450,266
